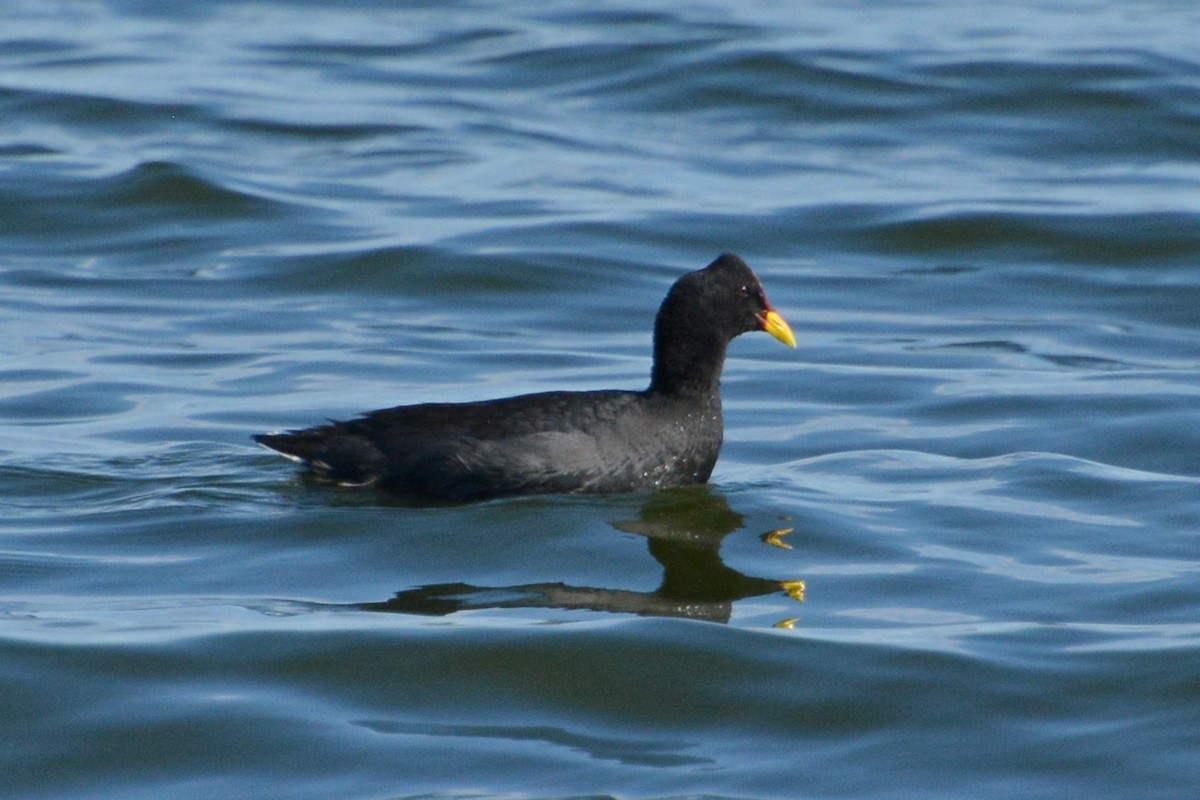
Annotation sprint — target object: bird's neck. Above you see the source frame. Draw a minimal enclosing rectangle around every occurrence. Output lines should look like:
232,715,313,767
648,329,728,399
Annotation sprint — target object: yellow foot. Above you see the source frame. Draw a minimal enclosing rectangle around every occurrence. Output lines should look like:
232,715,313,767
762,527,794,549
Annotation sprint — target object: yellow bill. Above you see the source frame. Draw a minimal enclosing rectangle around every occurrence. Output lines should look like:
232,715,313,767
761,309,796,348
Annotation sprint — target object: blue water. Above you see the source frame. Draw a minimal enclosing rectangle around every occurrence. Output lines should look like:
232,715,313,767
3,1,1199,798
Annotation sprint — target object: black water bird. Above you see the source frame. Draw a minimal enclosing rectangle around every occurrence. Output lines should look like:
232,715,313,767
254,253,795,502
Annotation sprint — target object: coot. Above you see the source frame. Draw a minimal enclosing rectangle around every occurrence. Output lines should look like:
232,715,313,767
255,253,795,502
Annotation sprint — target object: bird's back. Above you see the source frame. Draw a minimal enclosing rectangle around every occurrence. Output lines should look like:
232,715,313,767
255,388,723,502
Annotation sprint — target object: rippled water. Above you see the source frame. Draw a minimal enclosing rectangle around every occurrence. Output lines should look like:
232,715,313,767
3,1,1199,798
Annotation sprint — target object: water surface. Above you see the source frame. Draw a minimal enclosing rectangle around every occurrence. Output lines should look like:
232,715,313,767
2,1,1199,798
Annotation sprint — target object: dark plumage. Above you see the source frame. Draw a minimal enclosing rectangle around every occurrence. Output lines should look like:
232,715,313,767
255,253,795,502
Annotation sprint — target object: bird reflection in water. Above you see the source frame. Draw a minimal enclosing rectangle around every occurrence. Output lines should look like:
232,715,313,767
356,487,805,624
